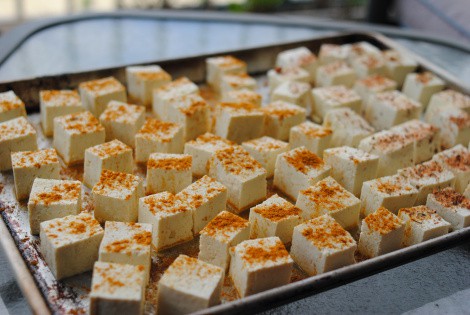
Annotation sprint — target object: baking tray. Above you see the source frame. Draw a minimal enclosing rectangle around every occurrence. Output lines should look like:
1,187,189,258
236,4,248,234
0,32,470,315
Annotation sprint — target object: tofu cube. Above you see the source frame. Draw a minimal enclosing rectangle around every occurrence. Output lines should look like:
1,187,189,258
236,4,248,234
249,194,303,244
350,54,386,79
315,61,356,88
39,90,84,137
403,72,445,108
464,183,470,199
229,237,293,297
78,77,127,117
267,67,310,92
276,46,318,82
426,188,470,230
242,136,289,178
433,145,470,193
177,175,228,234
0,117,37,171
398,206,451,246
146,153,192,195
427,107,470,149
323,108,375,147
89,262,146,315
11,148,60,200
135,118,184,163
425,90,470,122
126,65,172,107
157,255,224,314
382,49,418,87
138,192,193,250
311,85,361,122
270,81,312,109
289,121,332,156
208,145,267,212
318,44,349,65
358,207,404,257
296,176,361,229
206,55,247,92
92,169,144,223
0,91,26,123
290,215,356,275
28,178,81,235
353,74,397,106
53,111,105,166
261,101,306,141
222,89,262,107
40,213,104,280
199,211,250,271
152,77,199,120
220,73,257,97
361,174,419,216
273,146,331,201
323,146,379,197
347,42,382,62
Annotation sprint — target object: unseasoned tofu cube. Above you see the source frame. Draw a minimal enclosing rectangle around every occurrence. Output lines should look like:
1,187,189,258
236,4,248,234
323,108,375,147
353,74,397,106
315,61,356,88
267,67,310,92
311,85,361,122
382,49,418,87
425,90,470,122
146,153,192,195
126,65,172,107
289,122,332,156
432,145,470,193
427,107,470,149
242,136,289,178
271,81,312,109
0,117,37,171
0,91,26,123
261,101,306,141
318,44,349,65
350,54,386,79
220,73,257,97
426,188,470,230
206,55,247,92
152,77,199,119
403,72,446,108
222,89,262,108
276,46,318,82
78,77,127,117
167,94,210,141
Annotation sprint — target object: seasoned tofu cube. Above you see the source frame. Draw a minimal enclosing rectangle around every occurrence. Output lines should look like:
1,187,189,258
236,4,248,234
146,153,192,195
229,237,293,297
78,77,127,117
318,44,349,65
220,73,257,97
167,94,210,141
28,178,81,235
427,107,470,149
290,214,356,275
425,90,470,122
382,49,418,87
315,61,356,88
271,81,312,109
432,145,470,193
350,54,386,79
152,77,199,120
347,42,382,62
40,213,104,280
353,74,397,106
276,46,318,82
222,89,262,107
0,117,37,171
323,108,375,147
157,255,224,314
206,55,247,92
126,65,172,107
267,67,310,92
426,188,470,230
11,148,60,200
261,101,306,141
0,90,26,123
311,85,361,122
403,72,445,108
289,122,332,156
242,136,289,178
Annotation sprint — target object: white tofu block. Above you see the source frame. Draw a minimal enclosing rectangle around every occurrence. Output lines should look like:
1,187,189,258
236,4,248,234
347,42,382,62
126,64,172,107
84,140,133,188
208,145,267,213
222,89,262,108
220,73,257,97
358,207,404,258
39,90,84,137
289,122,332,156
398,160,455,205
242,136,289,178
40,213,104,280
426,188,470,230
0,91,26,123
89,262,146,315
273,146,331,201
427,107,470,149
78,76,127,117
167,94,210,141
271,81,312,109
11,148,60,200
0,117,37,171
53,111,105,166
184,132,235,177
323,108,375,147
464,183,470,199
92,169,144,224
261,101,306,141
361,174,419,216
402,72,445,109
28,178,81,235
276,46,318,82
323,146,379,198
358,129,415,177
365,90,422,131
296,177,361,229
315,61,356,88
249,194,303,244
98,221,152,282
213,102,265,144
135,118,184,163
350,54,386,79
398,206,450,246
425,90,470,122
146,153,192,195
229,237,293,297
432,145,470,193
138,192,193,250
382,49,418,87
311,85,362,121
291,214,356,275
353,74,397,106
99,101,145,148
318,44,349,65
152,77,199,120
177,175,227,234
157,255,224,314
267,67,310,92
199,211,249,271
206,55,247,92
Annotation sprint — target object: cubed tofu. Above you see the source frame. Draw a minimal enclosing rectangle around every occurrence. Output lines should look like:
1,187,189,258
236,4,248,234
222,89,262,108
402,72,445,109
126,65,172,107
11,148,60,200
323,108,375,147
92,169,144,224
358,207,404,258
315,61,356,88
0,90,26,123
426,188,470,230
382,49,418,87
39,90,84,137
146,153,192,195
425,90,470,122
311,85,361,122
464,183,470,199
271,81,312,110
40,213,104,280
273,146,331,201
208,145,267,213
318,44,349,65
276,46,318,82
229,237,293,297
206,55,247,92
242,136,289,178
152,77,199,119
427,107,470,149
138,192,193,250
28,178,81,235
220,73,257,98
432,145,470,193
78,77,127,117
347,42,382,62
289,122,332,156
53,111,105,166
290,214,356,275
323,146,379,197
157,255,224,314
267,67,310,92
135,118,184,163
0,117,37,171
353,74,397,106
361,174,419,216
261,101,306,141
350,54,386,79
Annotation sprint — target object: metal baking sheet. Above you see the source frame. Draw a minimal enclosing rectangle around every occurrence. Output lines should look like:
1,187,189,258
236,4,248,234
0,32,470,315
